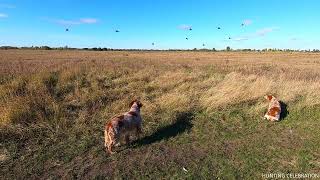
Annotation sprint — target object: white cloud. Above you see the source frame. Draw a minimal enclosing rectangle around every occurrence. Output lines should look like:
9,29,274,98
178,24,192,30
233,37,249,41
0,13,8,18
46,18,99,26
231,27,279,42
80,18,98,24
56,19,81,25
0,4,15,9
290,37,298,41
256,27,279,36
242,19,252,26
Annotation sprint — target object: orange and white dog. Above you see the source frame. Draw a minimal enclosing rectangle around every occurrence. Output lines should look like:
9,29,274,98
264,95,281,121
104,99,143,154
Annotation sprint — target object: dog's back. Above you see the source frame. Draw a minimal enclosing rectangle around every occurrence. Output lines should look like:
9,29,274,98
122,112,141,131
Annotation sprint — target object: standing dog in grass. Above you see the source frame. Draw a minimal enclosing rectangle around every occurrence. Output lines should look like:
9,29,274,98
264,95,281,121
105,99,143,154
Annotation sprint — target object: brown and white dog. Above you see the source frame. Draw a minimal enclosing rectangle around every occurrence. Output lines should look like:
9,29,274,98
104,99,143,154
264,95,281,121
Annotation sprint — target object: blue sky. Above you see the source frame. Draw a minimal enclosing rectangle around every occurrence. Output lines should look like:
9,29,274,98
0,0,319,49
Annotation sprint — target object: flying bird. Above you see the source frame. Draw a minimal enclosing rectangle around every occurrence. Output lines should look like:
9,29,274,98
186,37,189,40
65,28,69,32
241,23,245,26
189,27,192,31
203,43,206,46
152,42,155,46
115,30,120,33
217,27,221,30
228,37,232,40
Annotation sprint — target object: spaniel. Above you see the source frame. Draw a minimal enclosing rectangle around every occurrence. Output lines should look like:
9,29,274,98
104,99,143,154
264,95,281,121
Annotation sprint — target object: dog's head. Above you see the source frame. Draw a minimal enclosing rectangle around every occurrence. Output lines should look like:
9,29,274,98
129,99,143,108
264,95,275,101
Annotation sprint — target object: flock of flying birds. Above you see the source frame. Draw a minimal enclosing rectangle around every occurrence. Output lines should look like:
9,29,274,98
65,28,121,33
64,22,248,47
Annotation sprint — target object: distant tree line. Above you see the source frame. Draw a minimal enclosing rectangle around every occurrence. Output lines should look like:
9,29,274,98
1,45,320,52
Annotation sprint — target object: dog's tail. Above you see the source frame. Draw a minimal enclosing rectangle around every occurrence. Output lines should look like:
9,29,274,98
104,122,113,148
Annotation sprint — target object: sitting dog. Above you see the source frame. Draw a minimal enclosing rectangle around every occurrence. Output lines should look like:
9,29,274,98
104,99,143,154
264,95,281,121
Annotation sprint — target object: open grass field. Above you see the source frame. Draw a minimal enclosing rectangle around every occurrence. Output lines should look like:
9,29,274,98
1,50,320,179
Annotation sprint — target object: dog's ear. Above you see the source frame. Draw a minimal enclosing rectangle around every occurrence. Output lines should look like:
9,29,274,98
129,100,136,108
265,95,273,101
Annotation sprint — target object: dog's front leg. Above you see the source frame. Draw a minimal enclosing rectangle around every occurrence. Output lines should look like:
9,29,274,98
136,126,142,139
125,135,130,144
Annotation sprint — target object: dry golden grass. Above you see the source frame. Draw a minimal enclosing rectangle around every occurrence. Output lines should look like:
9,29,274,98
1,50,320,179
